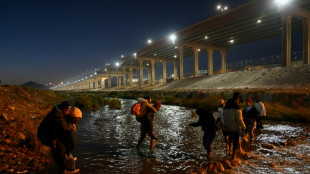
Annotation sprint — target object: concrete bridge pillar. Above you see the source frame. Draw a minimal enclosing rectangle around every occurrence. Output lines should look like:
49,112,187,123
221,50,227,73
207,48,214,76
148,68,151,84
162,60,167,83
118,72,122,88
108,75,111,88
179,45,184,79
281,13,292,67
129,67,133,86
173,61,178,80
139,59,143,88
94,79,98,89
193,47,199,77
303,18,310,65
100,77,105,88
151,59,155,84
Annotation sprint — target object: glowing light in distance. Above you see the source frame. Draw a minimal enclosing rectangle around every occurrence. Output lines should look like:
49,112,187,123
229,40,234,44
115,62,120,67
147,39,152,44
275,0,292,5
205,36,208,39
169,34,177,44
257,19,262,23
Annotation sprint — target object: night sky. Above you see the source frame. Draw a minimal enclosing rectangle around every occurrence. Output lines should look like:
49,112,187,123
0,0,302,86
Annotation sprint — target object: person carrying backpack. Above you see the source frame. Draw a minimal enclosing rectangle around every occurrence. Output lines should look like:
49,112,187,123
135,96,159,150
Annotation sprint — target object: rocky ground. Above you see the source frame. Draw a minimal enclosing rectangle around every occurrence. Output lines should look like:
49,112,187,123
0,86,57,173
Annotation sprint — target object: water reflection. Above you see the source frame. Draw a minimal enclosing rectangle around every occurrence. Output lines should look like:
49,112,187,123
73,99,310,173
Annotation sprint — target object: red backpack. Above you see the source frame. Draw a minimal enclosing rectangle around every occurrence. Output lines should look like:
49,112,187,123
131,102,142,116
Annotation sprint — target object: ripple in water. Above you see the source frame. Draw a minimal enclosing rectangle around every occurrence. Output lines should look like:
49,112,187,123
71,99,310,174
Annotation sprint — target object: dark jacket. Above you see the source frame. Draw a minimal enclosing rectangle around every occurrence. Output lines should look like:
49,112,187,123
37,104,75,146
189,109,216,132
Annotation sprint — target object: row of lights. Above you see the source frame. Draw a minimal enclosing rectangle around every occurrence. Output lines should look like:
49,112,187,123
59,0,290,88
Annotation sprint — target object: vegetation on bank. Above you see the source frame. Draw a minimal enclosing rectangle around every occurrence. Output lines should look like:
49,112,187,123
55,92,122,111
69,90,310,123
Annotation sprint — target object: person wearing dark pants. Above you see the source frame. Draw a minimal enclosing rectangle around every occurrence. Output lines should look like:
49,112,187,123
223,92,246,161
189,108,216,157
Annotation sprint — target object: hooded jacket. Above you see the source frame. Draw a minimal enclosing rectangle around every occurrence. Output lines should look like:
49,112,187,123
223,99,246,132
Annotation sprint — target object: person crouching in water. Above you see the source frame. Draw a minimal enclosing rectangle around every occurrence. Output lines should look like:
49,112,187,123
136,96,160,150
61,107,82,173
189,108,216,157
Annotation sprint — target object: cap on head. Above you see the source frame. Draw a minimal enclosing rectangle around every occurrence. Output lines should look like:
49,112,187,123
59,101,71,110
70,107,82,118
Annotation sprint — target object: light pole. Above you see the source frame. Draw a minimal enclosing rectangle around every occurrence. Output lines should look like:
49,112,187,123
217,4,228,12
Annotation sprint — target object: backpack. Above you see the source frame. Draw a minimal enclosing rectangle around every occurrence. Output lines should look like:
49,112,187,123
131,102,142,116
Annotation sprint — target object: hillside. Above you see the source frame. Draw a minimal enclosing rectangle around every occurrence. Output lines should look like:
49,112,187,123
0,86,57,173
156,65,310,91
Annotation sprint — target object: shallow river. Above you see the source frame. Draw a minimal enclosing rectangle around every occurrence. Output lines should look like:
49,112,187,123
71,99,310,174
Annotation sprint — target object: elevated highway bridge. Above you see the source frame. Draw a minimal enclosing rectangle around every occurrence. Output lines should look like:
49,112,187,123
55,0,310,91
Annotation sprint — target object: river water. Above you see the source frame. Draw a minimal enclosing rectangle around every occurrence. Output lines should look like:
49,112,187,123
72,99,310,174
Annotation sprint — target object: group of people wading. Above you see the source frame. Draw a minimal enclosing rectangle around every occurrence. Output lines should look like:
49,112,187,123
190,92,266,162
133,92,266,162
37,92,266,173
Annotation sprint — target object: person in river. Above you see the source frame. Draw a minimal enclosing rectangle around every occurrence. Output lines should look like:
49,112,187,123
223,92,246,161
189,108,216,157
215,99,229,149
37,101,76,174
253,97,266,129
61,107,82,173
136,96,160,150
243,98,258,140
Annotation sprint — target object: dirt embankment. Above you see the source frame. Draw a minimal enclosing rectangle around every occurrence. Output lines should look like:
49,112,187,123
0,85,58,173
157,65,310,91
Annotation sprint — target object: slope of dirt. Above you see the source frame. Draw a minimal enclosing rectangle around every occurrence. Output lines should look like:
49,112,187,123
0,86,57,173
156,65,310,91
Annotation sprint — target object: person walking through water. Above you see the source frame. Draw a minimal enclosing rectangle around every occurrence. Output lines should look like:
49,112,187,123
243,98,257,141
37,101,76,174
253,97,266,129
189,108,216,157
223,92,246,162
215,99,229,149
136,96,160,150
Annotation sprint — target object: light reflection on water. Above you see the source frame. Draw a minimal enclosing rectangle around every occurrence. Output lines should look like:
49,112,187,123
73,99,310,174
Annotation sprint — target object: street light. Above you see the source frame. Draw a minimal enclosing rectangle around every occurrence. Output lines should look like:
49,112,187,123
147,39,152,44
169,34,177,44
275,0,292,6
217,4,228,12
